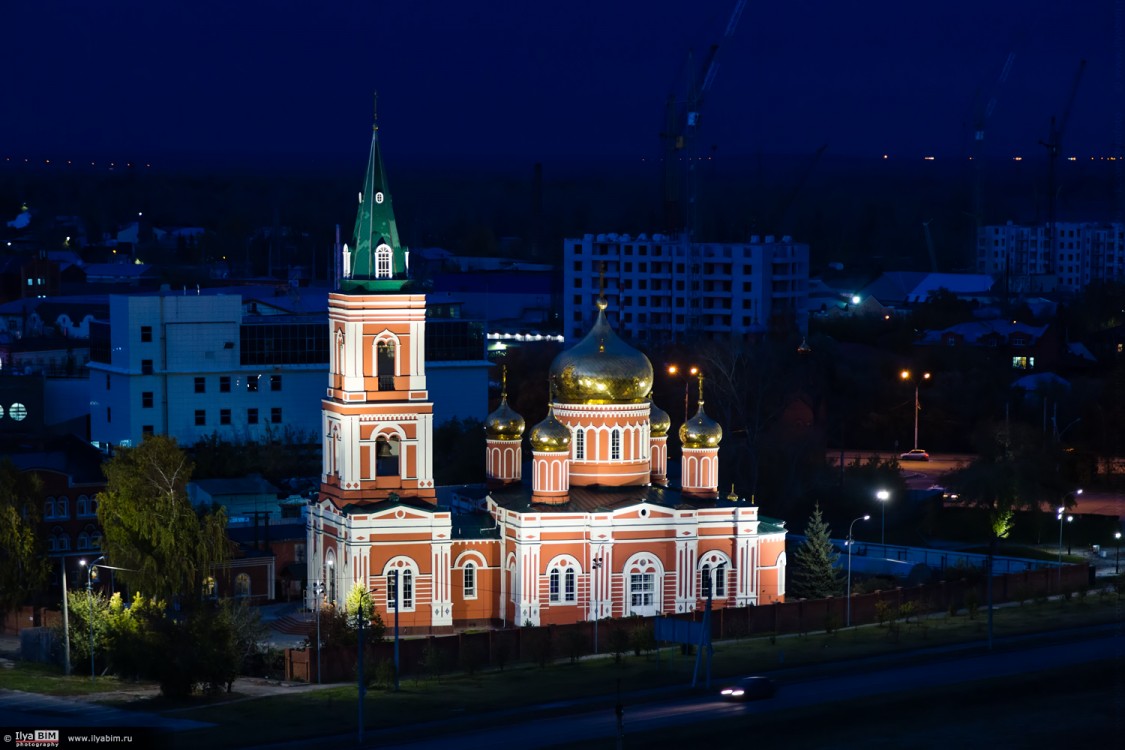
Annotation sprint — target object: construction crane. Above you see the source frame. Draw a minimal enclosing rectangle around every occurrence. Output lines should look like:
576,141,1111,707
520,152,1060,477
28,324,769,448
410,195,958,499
1039,59,1086,273
661,0,747,236
968,52,1015,255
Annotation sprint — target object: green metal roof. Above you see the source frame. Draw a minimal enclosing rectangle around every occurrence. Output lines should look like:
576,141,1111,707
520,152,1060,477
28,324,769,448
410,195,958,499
340,101,409,293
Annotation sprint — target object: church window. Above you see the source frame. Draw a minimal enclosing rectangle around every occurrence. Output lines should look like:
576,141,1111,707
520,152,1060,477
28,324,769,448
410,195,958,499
376,435,400,477
630,573,654,608
402,570,413,609
463,564,477,599
388,568,414,610
701,563,726,598
375,244,393,278
548,563,577,604
574,429,585,460
376,341,396,390
56,496,68,519
611,429,621,460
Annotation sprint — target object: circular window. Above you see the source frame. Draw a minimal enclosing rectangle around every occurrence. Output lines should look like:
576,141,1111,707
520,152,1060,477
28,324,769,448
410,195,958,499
0,404,4,419
639,507,649,518
9,403,27,421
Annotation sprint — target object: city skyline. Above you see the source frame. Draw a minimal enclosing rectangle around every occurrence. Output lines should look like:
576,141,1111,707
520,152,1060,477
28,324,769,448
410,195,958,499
2,1,1119,169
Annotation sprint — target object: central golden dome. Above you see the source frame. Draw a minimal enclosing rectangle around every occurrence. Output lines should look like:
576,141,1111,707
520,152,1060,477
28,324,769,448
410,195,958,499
550,301,653,404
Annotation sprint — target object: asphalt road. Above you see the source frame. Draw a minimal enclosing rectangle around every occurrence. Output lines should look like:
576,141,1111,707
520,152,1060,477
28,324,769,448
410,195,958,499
372,627,1122,750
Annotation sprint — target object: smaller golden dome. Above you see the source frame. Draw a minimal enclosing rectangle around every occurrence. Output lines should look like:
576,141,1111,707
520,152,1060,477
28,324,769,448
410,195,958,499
649,399,671,437
679,401,722,449
529,407,571,452
485,396,525,440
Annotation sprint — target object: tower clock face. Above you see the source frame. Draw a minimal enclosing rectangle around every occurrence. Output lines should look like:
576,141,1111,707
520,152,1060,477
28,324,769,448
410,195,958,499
375,192,385,204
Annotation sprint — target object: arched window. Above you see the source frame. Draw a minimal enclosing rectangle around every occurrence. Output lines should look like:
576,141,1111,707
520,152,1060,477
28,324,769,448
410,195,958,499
77,530,89,550
56,496,69,519
90,497,98,516
376,435,400,478
235,573,251,598
698,552,730,600
547,557,579,604
574,429,585,460
385,560,417,611
44,498,56,520
77,495,88,517
376,340,396,391
624,553,663,616
56,533,69,551
375,243,393,278
610,428,621,460
463,563,477,599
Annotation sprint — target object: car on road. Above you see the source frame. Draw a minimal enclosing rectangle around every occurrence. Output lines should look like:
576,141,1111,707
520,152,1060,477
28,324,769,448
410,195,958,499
719,676,777,701
899,448,930,461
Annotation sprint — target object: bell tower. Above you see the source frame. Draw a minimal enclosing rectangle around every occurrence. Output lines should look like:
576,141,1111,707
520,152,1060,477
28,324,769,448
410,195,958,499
320,103,436,507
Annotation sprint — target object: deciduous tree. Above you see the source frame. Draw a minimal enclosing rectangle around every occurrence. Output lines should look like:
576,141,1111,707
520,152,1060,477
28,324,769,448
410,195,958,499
0,459,48,618
97,435,231,602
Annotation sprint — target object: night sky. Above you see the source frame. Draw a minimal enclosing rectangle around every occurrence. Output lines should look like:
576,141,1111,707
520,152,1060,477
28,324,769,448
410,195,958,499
2,1,1119,169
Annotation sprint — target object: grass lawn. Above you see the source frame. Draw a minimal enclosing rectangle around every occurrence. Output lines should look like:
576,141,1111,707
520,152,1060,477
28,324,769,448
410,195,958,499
0,661,152,697
160,590,1123,750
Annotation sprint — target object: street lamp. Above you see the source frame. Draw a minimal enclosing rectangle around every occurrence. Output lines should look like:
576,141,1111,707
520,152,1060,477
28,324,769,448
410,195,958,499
312,580,325,684
83,555,105,680
875,489,890,547
591,554,604,654
1056,506,1074,590
61,557,72,674
846,514,870,628
899,370,931,451
667,364,699,425
1114,531,1121,575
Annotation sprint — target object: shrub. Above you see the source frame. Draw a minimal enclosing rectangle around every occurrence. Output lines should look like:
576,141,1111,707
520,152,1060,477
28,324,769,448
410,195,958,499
607,628,630,664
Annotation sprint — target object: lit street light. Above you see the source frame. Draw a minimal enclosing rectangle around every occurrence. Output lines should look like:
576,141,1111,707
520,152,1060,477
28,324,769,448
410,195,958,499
846,514,870,628
312,580,325,684
82,555,105,680
591,553,603,654
667,364,699,425
899,370,931,451
1056,505,1075,590
875,489,890,547
60,558,72,676
1115,531,1121,575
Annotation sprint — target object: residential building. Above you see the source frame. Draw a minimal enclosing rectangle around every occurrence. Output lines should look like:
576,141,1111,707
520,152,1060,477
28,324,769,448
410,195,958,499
976,221,1125,293
563,233,809,344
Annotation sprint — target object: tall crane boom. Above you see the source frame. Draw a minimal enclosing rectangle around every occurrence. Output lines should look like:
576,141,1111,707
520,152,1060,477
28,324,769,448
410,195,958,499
1039,59,1086,273
662,0,747,235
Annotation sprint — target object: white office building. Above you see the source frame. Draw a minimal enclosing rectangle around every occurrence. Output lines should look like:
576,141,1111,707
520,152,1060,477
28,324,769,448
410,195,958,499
563,233,809,343
976,221,1125,293
87,294,326,449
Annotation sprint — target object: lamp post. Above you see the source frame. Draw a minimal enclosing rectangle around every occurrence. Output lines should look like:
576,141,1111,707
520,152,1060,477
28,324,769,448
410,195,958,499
667,364,699,425
1115,531,1121,575
1056,506,1074,590
83,555,105,681
591,554,603,654
875,489,890,547
846,515,870,628
312,580,324,684
59,559,71,679
899,370,931,451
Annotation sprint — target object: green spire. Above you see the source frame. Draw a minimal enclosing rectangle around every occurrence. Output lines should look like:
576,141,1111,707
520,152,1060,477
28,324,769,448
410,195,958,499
340,93,409,292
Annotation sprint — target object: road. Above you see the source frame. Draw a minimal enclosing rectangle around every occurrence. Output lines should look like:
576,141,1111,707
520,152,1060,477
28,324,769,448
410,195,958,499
370,627,1121,749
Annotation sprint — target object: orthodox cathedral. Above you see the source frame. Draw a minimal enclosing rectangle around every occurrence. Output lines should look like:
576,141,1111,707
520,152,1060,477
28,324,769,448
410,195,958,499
307,112,787,632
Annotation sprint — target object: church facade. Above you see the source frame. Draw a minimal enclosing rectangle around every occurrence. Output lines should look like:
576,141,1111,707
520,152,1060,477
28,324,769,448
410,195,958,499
306,115,787,632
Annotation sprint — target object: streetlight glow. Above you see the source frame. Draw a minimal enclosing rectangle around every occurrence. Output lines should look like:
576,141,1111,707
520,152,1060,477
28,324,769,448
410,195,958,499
876,489,890,546
899,370,931,451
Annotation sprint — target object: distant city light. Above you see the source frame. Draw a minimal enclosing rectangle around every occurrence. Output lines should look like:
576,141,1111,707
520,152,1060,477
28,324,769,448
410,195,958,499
923,156,935,161
1012,156,1023,161
851,295,861,304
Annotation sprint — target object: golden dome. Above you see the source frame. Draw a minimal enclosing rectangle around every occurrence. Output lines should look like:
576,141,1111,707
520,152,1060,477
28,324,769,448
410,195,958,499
485,395,525,440
529,407,571,452
649,399,671,437
679,401,722,449
549,301,653,404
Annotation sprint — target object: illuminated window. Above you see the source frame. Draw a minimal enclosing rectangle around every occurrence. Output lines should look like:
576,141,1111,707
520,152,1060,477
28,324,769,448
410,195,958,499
375,244,393,278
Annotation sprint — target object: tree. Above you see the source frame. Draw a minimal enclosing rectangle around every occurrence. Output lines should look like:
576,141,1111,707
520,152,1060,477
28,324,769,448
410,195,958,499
790,503,842,600
0,459,49,619
97,435,231,603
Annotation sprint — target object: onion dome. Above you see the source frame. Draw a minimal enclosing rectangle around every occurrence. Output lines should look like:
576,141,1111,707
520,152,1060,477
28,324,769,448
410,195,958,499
649,399,671,438
550,298,653,404
485,367,525,440
485,396,524,440
679,402,722,448
529,406,571,452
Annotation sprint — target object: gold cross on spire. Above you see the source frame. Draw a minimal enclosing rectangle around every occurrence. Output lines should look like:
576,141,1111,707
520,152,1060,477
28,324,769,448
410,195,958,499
372,91,379,132
501,365,508,397
697,372,705,406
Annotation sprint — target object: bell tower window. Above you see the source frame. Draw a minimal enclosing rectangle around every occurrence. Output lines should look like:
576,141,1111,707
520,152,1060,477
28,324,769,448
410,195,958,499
376,340,396,390
376,435,400,477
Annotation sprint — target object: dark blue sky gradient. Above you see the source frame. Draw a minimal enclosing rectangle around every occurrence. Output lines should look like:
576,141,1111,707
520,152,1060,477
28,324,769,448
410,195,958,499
2,1,1119,168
